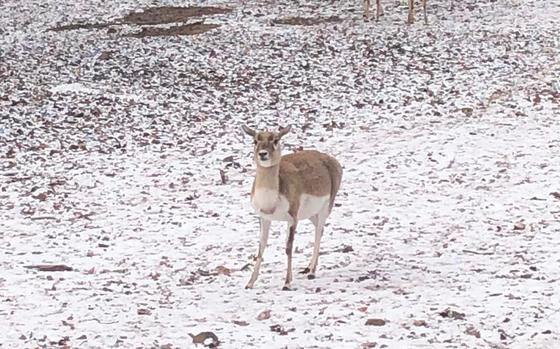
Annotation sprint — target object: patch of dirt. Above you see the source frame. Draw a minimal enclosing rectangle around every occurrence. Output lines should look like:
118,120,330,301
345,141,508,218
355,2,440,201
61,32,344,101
48,22,112,32
48,6,231,32
125,22,220,38
272,16,342,26
121,6,231,25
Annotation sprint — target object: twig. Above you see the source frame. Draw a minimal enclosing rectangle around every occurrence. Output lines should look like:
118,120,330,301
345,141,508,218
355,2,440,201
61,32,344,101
462,249,494,255
30,216,58,221
445,155,456,169
79,318,119,324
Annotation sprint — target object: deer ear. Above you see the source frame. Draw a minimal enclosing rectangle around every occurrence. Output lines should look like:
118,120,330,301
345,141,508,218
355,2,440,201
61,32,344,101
277,125,291,138
242,125,256,137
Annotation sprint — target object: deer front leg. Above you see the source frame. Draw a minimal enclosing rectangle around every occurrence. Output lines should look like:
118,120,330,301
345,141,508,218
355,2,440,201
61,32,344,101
246,218,271,289
408,0,415,24
422,0,428,24
363,0,370,20
282,220,297,290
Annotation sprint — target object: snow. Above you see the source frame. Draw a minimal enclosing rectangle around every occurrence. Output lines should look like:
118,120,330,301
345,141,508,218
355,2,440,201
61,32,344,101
1,0,559,348
51,83,99,94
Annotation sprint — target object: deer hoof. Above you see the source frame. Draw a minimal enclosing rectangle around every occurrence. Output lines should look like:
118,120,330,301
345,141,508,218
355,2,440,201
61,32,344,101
300,267,311,274
307,274,316,280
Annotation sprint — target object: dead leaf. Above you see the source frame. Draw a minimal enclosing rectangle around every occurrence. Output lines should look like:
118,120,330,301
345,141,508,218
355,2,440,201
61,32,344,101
219,169,227,184
215,266,231,276
461,107,474,117
413,319,427,327
61,320,75,330
48,179,67,188
365,318,386,326
293,146,304,153
465,324,481,338
189,332,219,347
439,308,465,320
32,192,48,201
550,192,560,200
137,308,151,315
513,222,526,231
358,306,368,313
232,320,249,326
270,324,294,335
257,309,271,321
98,50,113,60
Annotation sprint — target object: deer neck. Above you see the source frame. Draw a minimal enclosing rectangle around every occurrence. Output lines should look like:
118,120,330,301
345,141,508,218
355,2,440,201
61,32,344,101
255,163,280,192
253,164,281,214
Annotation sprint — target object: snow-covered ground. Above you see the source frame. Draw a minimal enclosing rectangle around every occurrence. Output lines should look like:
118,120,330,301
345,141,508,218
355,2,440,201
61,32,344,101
1,0,559,348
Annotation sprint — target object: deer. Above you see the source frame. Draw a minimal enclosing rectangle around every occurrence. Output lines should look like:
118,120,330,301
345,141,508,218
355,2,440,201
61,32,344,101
363,0,428,24
241,125,343,290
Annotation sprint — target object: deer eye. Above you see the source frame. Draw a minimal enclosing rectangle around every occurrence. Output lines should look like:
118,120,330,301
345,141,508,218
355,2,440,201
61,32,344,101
253,140,257,145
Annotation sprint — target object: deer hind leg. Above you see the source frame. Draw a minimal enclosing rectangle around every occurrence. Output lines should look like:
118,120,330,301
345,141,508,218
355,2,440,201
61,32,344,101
246,218,271,289
422,0,428,24
363,0,370,20
376,0,383,21
302,206,329,279
282,221,297,290
408,0,415,24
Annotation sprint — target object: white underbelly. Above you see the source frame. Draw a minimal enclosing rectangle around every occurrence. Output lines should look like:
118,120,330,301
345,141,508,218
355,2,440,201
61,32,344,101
252,189,291,221
297,194,330,220
252,189,330,222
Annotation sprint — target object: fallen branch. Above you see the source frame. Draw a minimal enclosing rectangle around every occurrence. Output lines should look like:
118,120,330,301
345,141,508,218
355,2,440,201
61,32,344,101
25,264,73,272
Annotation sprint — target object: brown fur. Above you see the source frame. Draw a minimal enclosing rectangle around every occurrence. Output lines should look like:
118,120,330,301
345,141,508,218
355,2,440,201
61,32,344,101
250,150,342,219
242,125,342,289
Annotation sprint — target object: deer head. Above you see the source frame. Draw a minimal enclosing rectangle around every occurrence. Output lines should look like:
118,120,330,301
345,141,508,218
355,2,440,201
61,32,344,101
242,125,291,168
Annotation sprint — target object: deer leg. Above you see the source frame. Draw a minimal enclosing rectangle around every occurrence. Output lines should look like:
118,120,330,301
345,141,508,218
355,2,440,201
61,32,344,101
305,209,328,279
364,0,370,20
282,221,297,290
245,218,271,289
300,215,319,275
408,0,415,24
376,0,383,21
423,0,428,24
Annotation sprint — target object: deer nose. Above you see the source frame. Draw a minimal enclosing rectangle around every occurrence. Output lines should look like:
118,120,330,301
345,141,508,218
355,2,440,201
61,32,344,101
258,150,269,160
